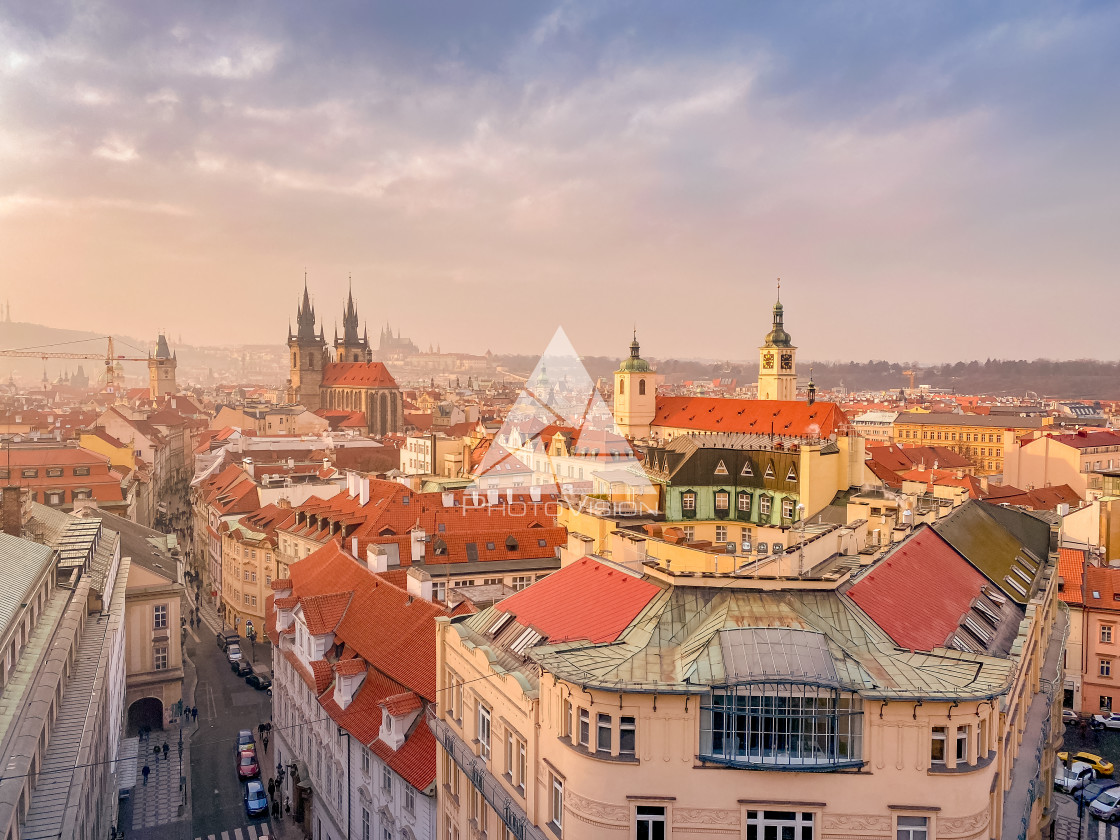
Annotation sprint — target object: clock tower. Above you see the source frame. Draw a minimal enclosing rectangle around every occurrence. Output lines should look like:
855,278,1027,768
757,282,797,401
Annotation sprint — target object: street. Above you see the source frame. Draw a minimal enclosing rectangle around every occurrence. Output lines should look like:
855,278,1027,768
186,619,276,840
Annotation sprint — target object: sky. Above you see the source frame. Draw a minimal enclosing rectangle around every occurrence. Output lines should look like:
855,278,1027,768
1,1,1119,362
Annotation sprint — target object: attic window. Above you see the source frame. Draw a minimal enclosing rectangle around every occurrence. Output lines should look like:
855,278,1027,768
506,536,519,551
488,612,513,637
1094,591,1102,599
465,543,479,561
486,541,496,550
438,523,446,532
432,538,447,556
402,496,410,505
714,460,729,476
764,463,775,479
786,465,797,482
509,627,542,655
740,461,753,477
537,538,547,548
1004,576,1028,597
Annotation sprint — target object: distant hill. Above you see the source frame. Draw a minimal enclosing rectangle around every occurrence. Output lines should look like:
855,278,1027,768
495,354,1120,400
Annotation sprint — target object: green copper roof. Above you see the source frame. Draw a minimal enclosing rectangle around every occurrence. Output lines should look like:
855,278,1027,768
618,334,652,372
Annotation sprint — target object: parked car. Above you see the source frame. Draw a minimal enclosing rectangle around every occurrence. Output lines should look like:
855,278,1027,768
1064,709,1082,724
226,644,243,664
1092,786,1120,821
232,660,253,677
245,780,268,817
217,631,240,652
236,729,256,755
1092,713,1120,730
1055,760,1096,793
237,749,260,780
1059,751,1115,776
246,673,272,692
1076,779,1120,805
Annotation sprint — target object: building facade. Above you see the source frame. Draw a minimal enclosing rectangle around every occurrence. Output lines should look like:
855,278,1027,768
435,501,1063,840
286,283,404,437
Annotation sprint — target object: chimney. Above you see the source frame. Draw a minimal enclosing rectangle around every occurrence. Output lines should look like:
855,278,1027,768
406,566,433,601
411,529,426,565
366,544,389,573
359,477,370,506
277,497,292,509
2,486,22,538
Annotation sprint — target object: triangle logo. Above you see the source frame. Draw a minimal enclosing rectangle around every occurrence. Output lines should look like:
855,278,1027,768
472,327,653,501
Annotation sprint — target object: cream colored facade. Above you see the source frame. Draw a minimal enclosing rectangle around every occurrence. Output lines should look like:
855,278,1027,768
1004,431,1120,496
219,518,277,635
124,555,184,726
435,515,1063,840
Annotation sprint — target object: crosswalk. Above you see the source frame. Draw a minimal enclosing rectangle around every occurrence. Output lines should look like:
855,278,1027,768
193,823,272,840
1099,823,1120,840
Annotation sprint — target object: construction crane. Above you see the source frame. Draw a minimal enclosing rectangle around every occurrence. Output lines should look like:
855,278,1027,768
0,336,149,392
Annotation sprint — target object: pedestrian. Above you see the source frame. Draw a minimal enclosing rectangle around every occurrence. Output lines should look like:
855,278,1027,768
162,742,169,761
267,778,275,796
142,764,150,785
262,733,269,751
285,797,291,815
257,723,265,738
192,706,198,722
153,745,160,760
271,800,279,819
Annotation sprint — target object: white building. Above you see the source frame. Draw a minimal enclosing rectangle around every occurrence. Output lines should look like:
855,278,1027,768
269,540,447,840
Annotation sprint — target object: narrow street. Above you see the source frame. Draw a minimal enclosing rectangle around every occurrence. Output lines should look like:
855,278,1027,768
186,605,276,840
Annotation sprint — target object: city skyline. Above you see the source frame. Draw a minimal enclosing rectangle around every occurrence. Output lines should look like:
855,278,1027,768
2,2,1119,360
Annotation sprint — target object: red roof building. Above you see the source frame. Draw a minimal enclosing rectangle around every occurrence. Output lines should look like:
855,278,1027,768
268,540,451,796
494,557,661,644
0,444,127,513
653,397,847,440
848,527,989,652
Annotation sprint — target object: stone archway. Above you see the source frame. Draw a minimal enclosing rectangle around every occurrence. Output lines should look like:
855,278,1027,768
127,697,164,735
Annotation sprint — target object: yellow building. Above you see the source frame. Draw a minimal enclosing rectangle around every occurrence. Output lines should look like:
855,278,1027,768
756,287,798,401
435,501,1063,840
219,503,293,638
891,413,1050,475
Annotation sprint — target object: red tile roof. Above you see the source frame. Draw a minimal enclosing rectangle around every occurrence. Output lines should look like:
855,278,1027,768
334,657,366,677
321,362,398,389
271,578,293,591
381,691,422,716
654,397,846,439
848,527,988,652
1084,566,1120,611
1059,548,1086,606
496,557,661,644
310,659,333,694
300,592,353,635
285,540,450,699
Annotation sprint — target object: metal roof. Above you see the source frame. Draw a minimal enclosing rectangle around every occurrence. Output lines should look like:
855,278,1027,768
0,532,54,634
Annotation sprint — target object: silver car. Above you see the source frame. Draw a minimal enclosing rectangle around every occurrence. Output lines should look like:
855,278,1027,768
1091,786,1120,821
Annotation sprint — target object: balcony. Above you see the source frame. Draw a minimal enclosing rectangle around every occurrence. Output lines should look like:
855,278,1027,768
428,708,549,840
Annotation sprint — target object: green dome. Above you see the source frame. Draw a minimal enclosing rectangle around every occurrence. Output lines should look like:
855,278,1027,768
763,299,793,347
618,356,652,373
618,334,652,372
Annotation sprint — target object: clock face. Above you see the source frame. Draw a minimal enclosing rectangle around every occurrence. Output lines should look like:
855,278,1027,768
780,353,793,370
762,352,775,370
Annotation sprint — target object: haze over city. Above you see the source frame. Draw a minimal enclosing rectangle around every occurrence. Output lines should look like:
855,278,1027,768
2,1,1119,359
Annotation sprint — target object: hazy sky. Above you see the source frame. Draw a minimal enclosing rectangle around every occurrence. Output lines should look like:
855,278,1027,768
2,1,1119,361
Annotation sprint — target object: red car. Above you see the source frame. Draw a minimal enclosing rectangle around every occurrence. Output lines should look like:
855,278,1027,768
237,749,260,780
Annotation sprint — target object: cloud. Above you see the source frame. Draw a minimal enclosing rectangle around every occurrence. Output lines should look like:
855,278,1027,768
0,0,1117,360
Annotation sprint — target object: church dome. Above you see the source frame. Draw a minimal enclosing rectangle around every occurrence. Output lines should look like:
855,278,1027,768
764,300,793,348
618,335,652,372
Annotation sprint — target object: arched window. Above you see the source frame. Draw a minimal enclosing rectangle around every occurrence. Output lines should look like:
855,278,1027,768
619,379,625,395
639,379,646,396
